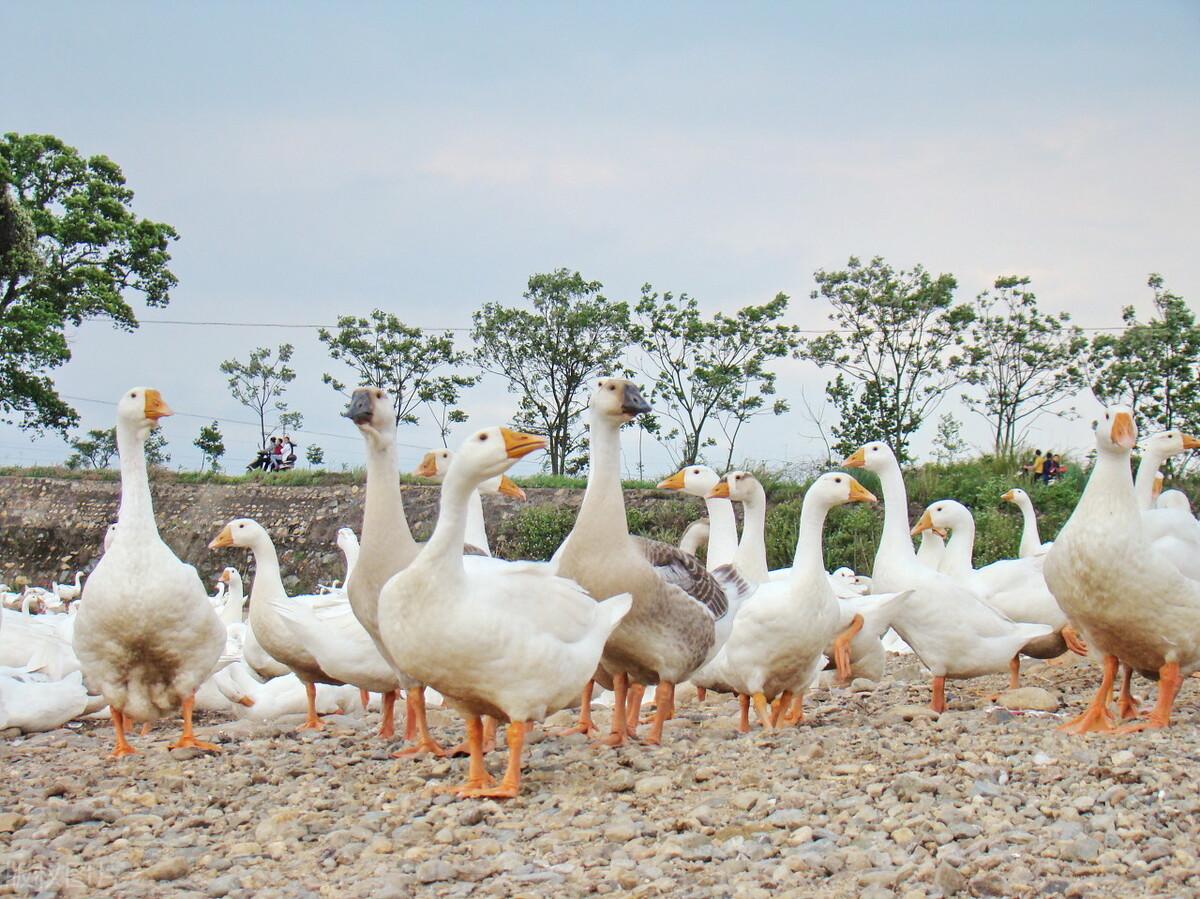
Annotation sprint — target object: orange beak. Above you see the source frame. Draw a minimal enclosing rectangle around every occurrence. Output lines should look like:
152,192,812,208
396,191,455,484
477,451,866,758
911,509,935,536
707,481,731,499
1183,434,1200,450
846,477,877,503
414,452,439,478
500,428,547,460
1110,411,1136,449
208,525,234,549
842,447,866,469
497,475,526,501
1001,490,1015,503
143,388,173,421
218,570,230,584
657,470,686,490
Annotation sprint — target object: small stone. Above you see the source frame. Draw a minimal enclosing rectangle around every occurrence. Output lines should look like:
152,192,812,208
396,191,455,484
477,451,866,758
142,857,189,881
893,773,936,801
0,813,25,833
1071,795,1096,812
889,704,939,722
416,860,456,883
694,766,717,782
1065,836,1101,862
766,809,807,828
935,861,968,895
970,873,1007,896
891,826,917,846
634,774,670,795
1110,750,1136,767
986,708,1015,725
205,875,240,897
996,687,1059,711
605,821,638,842
850,678,877,693
609,770,636,793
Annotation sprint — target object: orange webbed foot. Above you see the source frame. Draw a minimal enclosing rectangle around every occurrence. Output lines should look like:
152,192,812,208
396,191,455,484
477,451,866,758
431,771,496,795
111,744,138,759
168,736,221,753
393,737,450,758
458,782,519,800
592,730,626,748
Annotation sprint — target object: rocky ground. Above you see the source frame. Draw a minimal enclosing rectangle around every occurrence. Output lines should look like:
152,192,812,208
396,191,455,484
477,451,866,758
2,654,1198,898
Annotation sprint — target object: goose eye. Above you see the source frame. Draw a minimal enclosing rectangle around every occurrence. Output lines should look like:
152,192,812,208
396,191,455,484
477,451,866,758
608,384,616,391
834,477,842,483
479,434,488,441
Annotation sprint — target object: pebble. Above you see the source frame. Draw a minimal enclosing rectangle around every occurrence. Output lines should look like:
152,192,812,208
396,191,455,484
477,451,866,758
142,857,189,881
997,686,1059,711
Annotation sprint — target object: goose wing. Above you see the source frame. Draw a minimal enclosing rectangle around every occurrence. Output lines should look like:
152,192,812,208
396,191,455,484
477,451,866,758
633,536,730,619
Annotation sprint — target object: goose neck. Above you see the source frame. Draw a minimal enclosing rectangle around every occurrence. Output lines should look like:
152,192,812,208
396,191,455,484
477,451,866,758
703,496,739,567
944,516,976,574
876,462,915,561
115,421,156,533
732,492,770,582
1133,449,1166,511
791,496,831,577
423,467,475,571
1018,499,1042,554
573,416,628,542
361,432,416,560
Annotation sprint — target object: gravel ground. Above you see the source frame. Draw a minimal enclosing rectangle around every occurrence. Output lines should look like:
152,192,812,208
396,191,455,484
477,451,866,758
2,654,1198,898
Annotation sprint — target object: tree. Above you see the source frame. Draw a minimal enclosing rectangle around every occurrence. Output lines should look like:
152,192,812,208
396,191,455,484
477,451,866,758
799,256,971,462
317,309,478,436
0,134,179,433
219,344,298,450
472,269,634,475
635,286,800,468
932,412,968,465
961,276,1088,457
65,427,116,470
144,430,170,468
305,445,324,467
194,421,225,472
1091,275,1200,472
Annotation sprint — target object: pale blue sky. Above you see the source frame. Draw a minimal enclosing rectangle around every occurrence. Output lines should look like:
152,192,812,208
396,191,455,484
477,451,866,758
3,2,1198,473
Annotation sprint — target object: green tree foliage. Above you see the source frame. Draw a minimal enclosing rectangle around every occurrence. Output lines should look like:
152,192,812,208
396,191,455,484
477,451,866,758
472,269,634,475
219,344,298,450
635,286,800,469
800,256,970,462
961,276,1087,457
305,444,324,467
317,309,478,438
65,427,116,469
193,421,225,472
144,429,170,468
0,134,178,433
932,412,968,465
1091,275,1200,471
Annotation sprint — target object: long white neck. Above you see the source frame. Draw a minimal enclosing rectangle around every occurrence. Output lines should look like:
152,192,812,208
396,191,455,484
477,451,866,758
358,432,417,577
115,420,157,537
341,540,360,582
221,573,247,625
423,464,476,577
567,415,628,549
1073,444,1140,532
915,530,944,568
465,489,489,554
790,495,832,586
732,489,770,584
1133,449,1167,511
876,462,915,562
704,496,739,569
1016,497,1042,556
942,516,976,578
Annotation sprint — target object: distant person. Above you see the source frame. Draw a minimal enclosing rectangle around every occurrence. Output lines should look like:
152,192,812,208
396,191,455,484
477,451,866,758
282,435,298,468
1042,450,1056,484
1025,450,1044,482
269,437,285,471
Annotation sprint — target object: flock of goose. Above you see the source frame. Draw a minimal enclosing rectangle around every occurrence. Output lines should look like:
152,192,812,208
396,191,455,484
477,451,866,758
3,380,1199,800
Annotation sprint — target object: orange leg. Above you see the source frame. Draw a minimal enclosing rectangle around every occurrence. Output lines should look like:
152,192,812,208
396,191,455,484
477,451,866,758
780,694,805,726
554,679,597,737
378,690,397,739
110,707,137,759
832,614,864,684
298,682,324,731
482,716,497,753
594,673,628,747
1117,666,1140,720
642,682,675,745
736,694,751,733
168,695,221,753
140,722,152,737
1009,656,1021,691
1062,625,1089,657
931,675,946,714
771,691,794,727
1058,654,1119,735
627,682,646,734
393,688,448,757
1116,662,1182,734
751,692,773,729
403,692,418,741
359,688,370,710
461,717,525,799
696,685,706,703
431,715,495,795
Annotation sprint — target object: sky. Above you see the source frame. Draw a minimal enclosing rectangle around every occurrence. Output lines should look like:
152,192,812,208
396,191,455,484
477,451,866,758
3,2,1198,477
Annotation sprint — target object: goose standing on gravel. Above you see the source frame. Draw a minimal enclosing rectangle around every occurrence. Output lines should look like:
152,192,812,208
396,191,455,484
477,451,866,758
53,573,83,606
555,379,751,746
377,425,632,798
74,388,226,758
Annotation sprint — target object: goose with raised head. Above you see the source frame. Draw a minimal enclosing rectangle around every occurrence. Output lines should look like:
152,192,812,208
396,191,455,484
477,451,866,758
74,388,226,758
912,499,1082,688
719,472,880,727
678,519,710,557
843,441,1053,712
414,447,526,556
336,527,360,585
52,573,83,605
377,425,632,798
554,379,751,746
656,466,739,569
1132,430,1200,580
221,568,287,680
1134,430,1200,511
1001,488,1051,558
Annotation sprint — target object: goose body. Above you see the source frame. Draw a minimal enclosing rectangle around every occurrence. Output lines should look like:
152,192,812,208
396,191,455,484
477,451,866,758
0,669,91,733
52,573,83,604
74,388,226,754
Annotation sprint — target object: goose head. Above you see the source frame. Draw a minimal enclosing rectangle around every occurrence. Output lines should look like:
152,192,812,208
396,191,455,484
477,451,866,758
805,471,877,511
414,448,452,481
344,387,397,448
658,464,720,498
912,500,969,537
117,386,172,439
841,441,895,474
217,567,239,586
450,426,547,486
209,518,269,551
709,470,766,506
591,377,651,424
336,527,359,554
1158,489,1193,513
1001,487,1029,507
1140,429,1200,463
1093,406,1137,455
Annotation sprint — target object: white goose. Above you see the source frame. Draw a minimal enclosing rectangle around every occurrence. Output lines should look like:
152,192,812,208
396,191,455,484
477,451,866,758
1001,488,1051,557
656,466,739,569
336,527,360,584
1158,490,1194,515
414,447,527,555
74,388,226,757
52,573,83,605
678,519,711,557
221,568,287,680
1134,430,1200,511
844,442,1052,712
0,669,92,733
915,529,947,569
555,379,750,746
377,425,632,798
1133,430,1200,580
1044,407,1200,733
